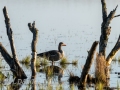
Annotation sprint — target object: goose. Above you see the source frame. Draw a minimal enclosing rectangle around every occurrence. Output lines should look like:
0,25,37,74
37,42,66,64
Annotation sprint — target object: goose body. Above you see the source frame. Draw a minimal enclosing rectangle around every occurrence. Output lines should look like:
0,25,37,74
37,42,66,62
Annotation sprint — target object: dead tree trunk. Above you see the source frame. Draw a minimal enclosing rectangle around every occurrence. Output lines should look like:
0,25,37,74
78,41,98,89
99,0,118,57
2,6,27,79
28,21,38,79
106,35,120,65
0,43,17,76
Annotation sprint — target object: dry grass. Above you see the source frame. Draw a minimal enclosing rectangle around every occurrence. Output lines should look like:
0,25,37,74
95,53,106,83
20,56,30,65
35,58,41,67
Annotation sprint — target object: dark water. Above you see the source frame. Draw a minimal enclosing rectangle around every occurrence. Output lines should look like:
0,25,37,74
0,0,120,89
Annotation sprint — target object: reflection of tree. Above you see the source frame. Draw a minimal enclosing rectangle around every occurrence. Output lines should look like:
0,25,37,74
8,78,23,90
31,78,36,90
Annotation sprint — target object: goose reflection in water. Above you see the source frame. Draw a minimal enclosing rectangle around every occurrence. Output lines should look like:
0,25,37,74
39,65,64,84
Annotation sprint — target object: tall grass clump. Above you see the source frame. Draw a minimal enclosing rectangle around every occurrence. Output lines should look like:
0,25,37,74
35,58,41,67
60,57,68,65
20,55,30,64
40,57,49,66
95,53,106,84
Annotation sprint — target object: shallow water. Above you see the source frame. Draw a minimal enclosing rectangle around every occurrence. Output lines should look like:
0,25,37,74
0,0,120,89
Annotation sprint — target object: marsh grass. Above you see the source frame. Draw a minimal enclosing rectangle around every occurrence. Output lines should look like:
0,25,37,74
60,57,78,66
56,84,64,90
60,57,68,65
46,66,54,78
95,82,104,90
72,60,78,66
40,58,49,66
0,72,6,83
35,58,41,67
95,54,106,84
46,84,53,90
60,63,68,69
70,84,75,90
20,56,30,65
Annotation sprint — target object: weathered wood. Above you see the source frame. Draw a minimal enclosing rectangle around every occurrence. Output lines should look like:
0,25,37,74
106,35,120,66
3,6,18,62
99,0,118,57
78,41,98,89
3,6,27,79
28,21,38,79
101,0,107,22
0,43,16,75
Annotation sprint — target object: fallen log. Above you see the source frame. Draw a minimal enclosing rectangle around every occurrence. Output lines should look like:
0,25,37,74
2,6,27,79
78,41,98,89
28,21,38,79
99,0,119,57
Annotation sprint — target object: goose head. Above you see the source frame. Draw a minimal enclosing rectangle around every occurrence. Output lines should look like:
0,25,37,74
58,42,66,57
59,42,66,47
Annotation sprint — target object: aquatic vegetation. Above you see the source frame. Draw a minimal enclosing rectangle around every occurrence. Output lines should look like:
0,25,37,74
60,57,68,64
46,84,53,90
20,55,31,65
60,63,68,69
40,57,49,66
35,58,41,67
68,72,80,84
56,84,64,90
95,82,104,90
70,84,75,90
72,60,78,66
0,72,6,83
46,66,54,78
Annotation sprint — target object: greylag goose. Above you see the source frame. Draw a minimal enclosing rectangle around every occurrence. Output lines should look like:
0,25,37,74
37,42,66,64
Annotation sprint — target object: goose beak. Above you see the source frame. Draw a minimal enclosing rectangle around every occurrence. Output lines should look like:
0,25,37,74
62,43,66,46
